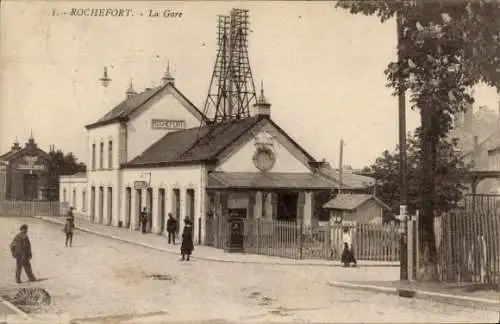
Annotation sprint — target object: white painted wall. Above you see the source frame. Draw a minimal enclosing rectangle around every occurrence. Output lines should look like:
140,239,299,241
217,126,311,173
126,87,202,161
121,164,207,242
60,175,88,219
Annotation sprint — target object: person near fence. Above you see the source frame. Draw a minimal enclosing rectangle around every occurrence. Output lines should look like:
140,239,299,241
64,216,75,247
10,224,37,284
180,217,194,261
341,225,357,267
140,207,148,234
166,213,178,245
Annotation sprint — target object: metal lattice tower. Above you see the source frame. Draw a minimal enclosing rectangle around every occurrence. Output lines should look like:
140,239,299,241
202,8,257,127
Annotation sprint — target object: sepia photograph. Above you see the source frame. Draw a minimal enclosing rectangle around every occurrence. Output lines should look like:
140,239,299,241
0,1,499,323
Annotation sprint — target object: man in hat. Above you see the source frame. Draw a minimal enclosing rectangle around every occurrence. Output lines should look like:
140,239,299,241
10,224,36,283
166,213,178,244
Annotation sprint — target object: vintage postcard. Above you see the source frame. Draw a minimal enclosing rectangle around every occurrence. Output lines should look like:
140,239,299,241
1,1,499,323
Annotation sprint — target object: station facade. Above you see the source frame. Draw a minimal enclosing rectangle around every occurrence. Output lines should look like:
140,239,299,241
59,70,366,243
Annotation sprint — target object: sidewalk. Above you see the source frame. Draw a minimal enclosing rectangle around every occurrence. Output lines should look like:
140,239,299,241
327,279,500,312
33,215,400,267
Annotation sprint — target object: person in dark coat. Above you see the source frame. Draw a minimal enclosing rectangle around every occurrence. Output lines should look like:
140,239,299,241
64,217,75,247
166,213,178,245
139,207,148,234
10,224,36,284
180,217,194,261
341,225,357,267
67,207,75,222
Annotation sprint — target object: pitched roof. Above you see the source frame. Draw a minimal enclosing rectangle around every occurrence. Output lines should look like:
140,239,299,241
207,172,337,189
125,116,263,167
85,83,205,129
316,165,375,190
323,194,391,211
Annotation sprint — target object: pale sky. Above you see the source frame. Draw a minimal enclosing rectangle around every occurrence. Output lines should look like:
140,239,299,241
1,0,499,169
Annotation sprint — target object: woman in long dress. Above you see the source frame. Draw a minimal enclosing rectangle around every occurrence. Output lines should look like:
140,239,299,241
180,218,194,261
341,226,357,267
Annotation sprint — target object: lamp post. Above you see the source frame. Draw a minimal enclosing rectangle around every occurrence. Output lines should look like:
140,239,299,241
99,66,112,88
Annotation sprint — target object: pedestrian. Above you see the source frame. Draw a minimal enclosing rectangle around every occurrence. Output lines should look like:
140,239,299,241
140,207,148,234
166,213,177,244
64,216,75,247
10,224,37,284
341,225,357,267
67,207,75,222
180,217,194,261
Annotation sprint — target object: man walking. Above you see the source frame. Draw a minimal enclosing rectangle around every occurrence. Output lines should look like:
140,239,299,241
166,213,178,244
140,207,148,234
64,216,75,247
10,224,36,284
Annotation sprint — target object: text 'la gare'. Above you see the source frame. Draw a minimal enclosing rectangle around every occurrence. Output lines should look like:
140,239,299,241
148,9,183,18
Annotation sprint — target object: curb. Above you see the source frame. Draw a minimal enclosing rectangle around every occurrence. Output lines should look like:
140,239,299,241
0,297,31,320
327,280,500,312
34,216,400,268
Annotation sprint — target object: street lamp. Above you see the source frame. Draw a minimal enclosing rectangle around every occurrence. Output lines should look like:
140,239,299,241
99,66,112,88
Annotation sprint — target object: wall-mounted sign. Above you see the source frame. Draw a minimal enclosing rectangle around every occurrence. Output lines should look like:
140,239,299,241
134,180,148,190
16,156,45,171
151,119,186,130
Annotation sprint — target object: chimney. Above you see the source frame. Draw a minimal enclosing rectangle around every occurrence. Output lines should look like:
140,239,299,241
161,61,175,85
125,80,137,99
252,81,271,117
11,138,21,151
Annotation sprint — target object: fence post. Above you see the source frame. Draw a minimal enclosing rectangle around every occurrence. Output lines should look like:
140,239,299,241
299,221,303,259
407,218,414,281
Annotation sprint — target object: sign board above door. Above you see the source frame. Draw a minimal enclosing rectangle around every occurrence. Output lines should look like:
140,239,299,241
134,181,148,190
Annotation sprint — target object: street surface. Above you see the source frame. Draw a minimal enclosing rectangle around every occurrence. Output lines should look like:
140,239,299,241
0,217,498,323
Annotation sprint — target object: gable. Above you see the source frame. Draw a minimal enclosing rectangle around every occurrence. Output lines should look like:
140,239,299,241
126,86,204,162
216,119,313,173
9,149,51,172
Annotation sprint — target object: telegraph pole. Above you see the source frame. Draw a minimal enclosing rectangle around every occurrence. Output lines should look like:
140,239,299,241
338,138,344,195
397,12,408,281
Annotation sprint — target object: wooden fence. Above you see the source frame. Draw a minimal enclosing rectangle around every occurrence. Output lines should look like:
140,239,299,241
436,194,500,284
0,200,67,217
205,216,400,262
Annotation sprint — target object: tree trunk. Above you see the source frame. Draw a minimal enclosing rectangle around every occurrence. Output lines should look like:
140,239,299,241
418,105,439,282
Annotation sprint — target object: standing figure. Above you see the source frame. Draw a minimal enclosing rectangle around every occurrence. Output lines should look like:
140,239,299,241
140,207,148,234
180,217,194,261
166,213,178,245
67,207,75,222
64,216,75,247
341,226,357,267
10,224,36,284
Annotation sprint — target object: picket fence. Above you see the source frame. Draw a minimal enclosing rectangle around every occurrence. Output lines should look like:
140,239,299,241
0,200,67,217
205,216,400,261
436,194,500,284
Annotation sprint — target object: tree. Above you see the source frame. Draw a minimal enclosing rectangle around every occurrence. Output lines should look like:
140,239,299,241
365,130,470,216
47,150,86,200
337,0,500,280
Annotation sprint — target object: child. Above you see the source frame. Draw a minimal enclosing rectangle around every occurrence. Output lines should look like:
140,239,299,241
341,226,357,267
64,217,75,247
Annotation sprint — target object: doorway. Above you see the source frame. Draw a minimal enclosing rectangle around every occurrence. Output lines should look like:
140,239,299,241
146,188,153,232
135,189,142,231
277,191,298,221
125,187,131,228
159,188,166,233
173,189,180,232
90,187,96,222
98,187,104,224
107,187,113,225
23,174,38,200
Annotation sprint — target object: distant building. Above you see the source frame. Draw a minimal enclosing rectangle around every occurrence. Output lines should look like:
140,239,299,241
323,194,391,224
450,101,500,195
0,135,53,201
